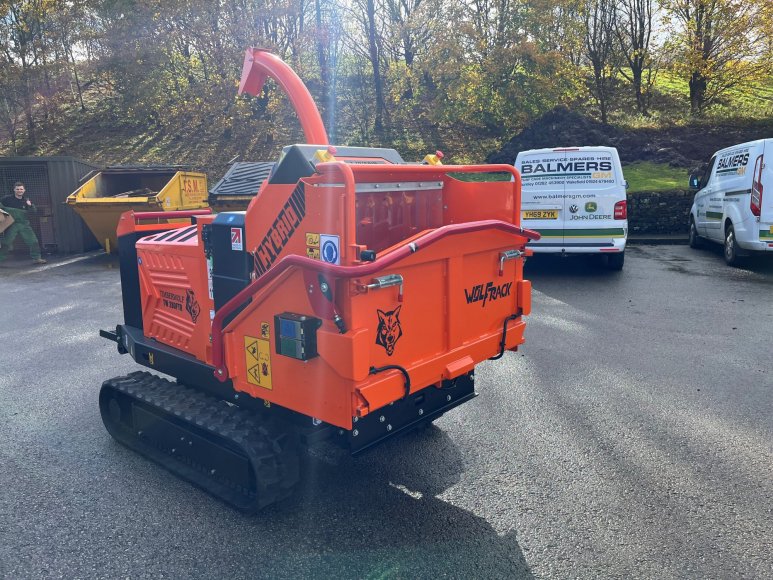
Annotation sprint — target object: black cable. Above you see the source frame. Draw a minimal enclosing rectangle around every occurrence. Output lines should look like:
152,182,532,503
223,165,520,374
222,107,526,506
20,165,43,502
489,313,521,360
369,364,411,400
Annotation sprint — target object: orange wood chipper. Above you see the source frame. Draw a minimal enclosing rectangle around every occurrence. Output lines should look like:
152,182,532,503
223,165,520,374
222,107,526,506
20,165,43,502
99,49,539,511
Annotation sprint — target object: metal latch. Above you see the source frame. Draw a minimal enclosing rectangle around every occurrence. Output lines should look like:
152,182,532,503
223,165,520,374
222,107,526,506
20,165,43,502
366,274,404,302
499,249,523,275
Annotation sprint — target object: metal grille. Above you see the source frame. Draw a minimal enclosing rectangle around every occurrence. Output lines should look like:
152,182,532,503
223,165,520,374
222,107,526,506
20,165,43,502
210,162,275,198
0,164,56,253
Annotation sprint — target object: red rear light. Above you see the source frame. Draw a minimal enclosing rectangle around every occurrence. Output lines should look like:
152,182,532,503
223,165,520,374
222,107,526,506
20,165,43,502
751,154,763,217
614,200,627,220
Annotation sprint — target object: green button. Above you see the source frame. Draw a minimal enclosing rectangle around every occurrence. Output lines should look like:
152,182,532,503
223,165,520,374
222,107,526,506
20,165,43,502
280,337,303,359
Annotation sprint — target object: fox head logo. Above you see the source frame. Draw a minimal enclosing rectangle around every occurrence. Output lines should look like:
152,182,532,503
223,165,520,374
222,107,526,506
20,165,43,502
185,289,200,323
376,306,403,356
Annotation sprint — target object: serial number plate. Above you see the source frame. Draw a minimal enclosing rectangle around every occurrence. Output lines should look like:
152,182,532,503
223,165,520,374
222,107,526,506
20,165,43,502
522,210,559,220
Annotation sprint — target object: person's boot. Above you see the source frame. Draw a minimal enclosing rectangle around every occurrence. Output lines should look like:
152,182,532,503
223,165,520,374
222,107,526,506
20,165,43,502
32,257,47,264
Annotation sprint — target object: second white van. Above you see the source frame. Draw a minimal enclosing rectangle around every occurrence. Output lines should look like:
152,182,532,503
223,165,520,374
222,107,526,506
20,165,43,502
688,139,773,266
514,146,628,269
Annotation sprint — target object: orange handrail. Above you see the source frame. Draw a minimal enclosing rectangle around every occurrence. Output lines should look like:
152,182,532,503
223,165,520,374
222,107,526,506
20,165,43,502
212,219,539,380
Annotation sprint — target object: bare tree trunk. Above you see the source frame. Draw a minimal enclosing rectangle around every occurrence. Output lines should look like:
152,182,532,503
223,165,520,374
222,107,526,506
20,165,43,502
632,68,644,114
366,0,386,134
19,56,36,147
689,72,706,116
68,47,86,112
615,0,654,116
584,0,617,124
315,0,329,106
596,74,608,123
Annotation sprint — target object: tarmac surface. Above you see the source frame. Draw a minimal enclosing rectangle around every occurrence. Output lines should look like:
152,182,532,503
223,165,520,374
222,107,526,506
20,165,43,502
1,244,771,579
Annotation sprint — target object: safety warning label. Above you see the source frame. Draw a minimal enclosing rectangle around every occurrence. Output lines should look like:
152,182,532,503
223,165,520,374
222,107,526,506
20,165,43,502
231,227,243,251
320,234,340,265
306,232,321,260
244,334,272,390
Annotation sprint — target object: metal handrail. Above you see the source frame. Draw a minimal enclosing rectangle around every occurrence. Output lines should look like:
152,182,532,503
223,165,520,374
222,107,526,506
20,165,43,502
211,219,539,380
130,209,212,221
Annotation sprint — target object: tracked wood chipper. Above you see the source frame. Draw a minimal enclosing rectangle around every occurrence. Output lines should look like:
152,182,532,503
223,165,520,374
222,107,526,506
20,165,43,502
99,49,539,511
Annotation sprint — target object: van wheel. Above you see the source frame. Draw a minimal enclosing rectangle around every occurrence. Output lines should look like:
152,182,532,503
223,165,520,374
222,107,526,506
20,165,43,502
688,217,702,248
724,224,742,267
607,252,625,270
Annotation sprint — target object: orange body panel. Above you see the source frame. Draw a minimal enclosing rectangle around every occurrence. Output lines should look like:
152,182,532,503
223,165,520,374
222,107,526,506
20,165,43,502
131,161,535,431
136,225,214,363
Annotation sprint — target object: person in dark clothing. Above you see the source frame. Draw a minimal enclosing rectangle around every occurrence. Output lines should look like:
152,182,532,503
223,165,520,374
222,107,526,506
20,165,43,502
0,181,46,265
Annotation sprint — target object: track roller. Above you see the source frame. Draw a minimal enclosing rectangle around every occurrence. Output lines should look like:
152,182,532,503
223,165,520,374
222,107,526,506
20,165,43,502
99,371,300,512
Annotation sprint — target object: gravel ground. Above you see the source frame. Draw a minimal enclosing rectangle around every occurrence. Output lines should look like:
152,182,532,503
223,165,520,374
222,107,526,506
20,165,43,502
0,244,771,579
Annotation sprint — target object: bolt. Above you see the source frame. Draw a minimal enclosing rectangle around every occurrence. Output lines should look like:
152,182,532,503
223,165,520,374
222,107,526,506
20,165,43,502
234,394,239,400
338,429,344,436
320,282,329,293
210,469,216,475
171,448,176,453
379,415,385,423
353,429,359,437
137,431,143,436
387,424,392,431
353,416,359,423
447,395,452,402
418,409,424,416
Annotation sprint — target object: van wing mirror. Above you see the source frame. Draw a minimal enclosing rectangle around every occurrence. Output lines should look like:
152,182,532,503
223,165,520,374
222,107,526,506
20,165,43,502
688,173,701,190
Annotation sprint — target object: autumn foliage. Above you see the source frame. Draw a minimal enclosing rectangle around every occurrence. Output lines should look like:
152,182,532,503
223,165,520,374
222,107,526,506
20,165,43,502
0,0,771,171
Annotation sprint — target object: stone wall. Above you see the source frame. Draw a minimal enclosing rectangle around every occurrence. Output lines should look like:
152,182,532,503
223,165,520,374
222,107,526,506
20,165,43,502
628,190,694,234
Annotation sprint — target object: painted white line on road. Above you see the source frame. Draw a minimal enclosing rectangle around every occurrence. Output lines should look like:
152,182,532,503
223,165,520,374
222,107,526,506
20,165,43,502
19,251,105,275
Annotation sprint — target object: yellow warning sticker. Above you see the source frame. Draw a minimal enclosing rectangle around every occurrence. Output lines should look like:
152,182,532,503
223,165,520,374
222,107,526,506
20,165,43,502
244,335,273,390
306,247,320,260
306,232,320,247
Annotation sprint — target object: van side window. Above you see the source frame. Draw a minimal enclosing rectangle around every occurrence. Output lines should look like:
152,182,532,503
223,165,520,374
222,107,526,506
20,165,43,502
701,155,716,188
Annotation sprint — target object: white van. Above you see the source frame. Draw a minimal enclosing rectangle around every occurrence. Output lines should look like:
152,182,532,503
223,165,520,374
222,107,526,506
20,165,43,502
514,146,628,269
688,139,773,265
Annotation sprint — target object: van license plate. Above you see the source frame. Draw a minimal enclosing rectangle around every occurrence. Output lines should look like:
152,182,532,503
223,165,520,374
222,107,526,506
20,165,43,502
522,210,558,220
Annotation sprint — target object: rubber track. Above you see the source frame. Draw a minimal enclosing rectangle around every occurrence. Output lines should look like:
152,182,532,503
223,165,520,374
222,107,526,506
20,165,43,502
100,371,300,512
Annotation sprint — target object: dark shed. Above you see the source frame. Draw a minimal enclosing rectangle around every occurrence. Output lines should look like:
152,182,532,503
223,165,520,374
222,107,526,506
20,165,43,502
0,156,100,254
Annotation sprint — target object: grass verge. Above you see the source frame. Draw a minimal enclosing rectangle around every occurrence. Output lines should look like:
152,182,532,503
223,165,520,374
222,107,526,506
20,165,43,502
624,162,687,193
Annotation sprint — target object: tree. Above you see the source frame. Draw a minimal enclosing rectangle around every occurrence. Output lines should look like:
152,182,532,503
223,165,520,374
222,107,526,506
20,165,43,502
663,0,771,115
0,0,46,146
615,0,657,115
582,0,617,123
0,57,24,152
